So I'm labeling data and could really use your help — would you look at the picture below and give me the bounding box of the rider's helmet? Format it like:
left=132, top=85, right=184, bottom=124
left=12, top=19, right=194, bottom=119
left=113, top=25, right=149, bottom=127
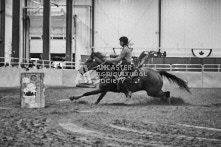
left=119, top=36, right=129, bottom=45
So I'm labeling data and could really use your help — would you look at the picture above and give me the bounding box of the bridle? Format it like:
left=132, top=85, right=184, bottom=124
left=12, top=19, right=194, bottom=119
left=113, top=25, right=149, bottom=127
left=89, top=53, right=107, bottom=70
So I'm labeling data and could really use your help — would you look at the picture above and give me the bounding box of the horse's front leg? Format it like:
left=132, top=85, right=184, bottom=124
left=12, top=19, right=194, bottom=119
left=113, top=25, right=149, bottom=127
left=95, top=91, right=107, bottom=104
left=69, top=89, right=102, bottom=101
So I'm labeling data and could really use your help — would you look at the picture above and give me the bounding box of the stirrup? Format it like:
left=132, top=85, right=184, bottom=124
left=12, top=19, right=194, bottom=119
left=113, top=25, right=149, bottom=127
left=117, top=83, right=120, bottom=91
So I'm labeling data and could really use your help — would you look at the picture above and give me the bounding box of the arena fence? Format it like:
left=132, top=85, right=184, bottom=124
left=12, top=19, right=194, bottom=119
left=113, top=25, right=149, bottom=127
left=143, top=64, right=221, bottom=88
left=1, top=57, right=221, bottom=72
left=0, top=57, right=221, bottom=88
left=0, top=67, right=78, bottom=87
left=143, top=64, right=221, bottom=72
left=0, top=57, right=75, bottom=69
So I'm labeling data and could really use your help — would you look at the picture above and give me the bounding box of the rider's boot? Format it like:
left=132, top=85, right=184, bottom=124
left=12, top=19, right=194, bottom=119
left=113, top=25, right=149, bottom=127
left=126, top=90, right=132, bottom=98
left=121, top=78, right=132, bottom=98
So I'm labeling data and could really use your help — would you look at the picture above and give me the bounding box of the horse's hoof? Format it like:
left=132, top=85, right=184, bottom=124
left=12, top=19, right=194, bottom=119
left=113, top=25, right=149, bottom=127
left=165, top=91, right=170, bottom=98
left=69, top=96, right=75, bottom=101
left=126, top=91, right=132, bottom=99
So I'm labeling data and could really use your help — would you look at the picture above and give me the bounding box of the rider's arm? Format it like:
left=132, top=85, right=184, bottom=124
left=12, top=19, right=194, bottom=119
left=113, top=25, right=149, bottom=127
left=106, top=49, right=127, bottom=63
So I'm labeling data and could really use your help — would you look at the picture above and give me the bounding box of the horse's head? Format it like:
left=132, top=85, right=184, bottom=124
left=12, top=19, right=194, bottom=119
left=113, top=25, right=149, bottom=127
left=78, top=51, right=106, bottom=75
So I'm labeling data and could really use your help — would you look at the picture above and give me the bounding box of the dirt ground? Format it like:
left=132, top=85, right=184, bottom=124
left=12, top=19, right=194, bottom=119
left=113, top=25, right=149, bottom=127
left=0, top=86, right=221, bottom=147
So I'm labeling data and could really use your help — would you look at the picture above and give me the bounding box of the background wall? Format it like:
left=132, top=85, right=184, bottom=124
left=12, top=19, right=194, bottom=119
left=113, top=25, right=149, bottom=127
left=93, top=0, right=221, bottom=57
left=161, top=0, right=221, bottom=57
left=28, top=0, right=91, bottom=68
left=29, top=6, right=91, bottom=55
left=94, top=0, right=159, bottom=56
left=2, top=0, right=221, bottom=64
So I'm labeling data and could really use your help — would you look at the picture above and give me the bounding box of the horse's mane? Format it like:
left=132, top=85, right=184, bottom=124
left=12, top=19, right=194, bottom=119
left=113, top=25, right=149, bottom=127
left=93, top=52, right=106, bottom=61
left=138, top=51, right=149, bottom=61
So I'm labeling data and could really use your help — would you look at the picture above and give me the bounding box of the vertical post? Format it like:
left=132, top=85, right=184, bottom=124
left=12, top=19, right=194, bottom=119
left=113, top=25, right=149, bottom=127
left=0, top=0, right=5, bottom=65
left=74, top=15, right=78, bottom=69
left=42, top=0, right=51, bottom=61
left=66, top=0, right=73, bottom=61
left=23, top=0, right=30, bottom=60
left=12, top=0, right=21, bottom=62
left=91, top=0, right=95, bottom=47
left=202, top=64, right=204, bottom=88
left=22, top=8, right=26, bottom=60
left=26, top=17, right=30, bottom=59
left=158, top=0, right=161, bottom=49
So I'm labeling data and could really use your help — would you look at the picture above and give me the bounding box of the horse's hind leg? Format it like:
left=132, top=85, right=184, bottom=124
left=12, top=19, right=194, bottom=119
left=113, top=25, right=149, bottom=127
left=148, top=90, right=171, bottom=104
left=160, top=90, right=171, bottom=103
left=163, top=91, right=171, bottom=104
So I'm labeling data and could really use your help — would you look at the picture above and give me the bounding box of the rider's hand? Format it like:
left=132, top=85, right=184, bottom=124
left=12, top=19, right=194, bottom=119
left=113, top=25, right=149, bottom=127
left=105, top=58, right=111, bottom=63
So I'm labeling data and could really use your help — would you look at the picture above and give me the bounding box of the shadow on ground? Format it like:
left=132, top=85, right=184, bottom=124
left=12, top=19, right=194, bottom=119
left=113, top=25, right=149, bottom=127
left=75, top=97, right=189, bottom=106
left=106, top=97, right=189, bottom=106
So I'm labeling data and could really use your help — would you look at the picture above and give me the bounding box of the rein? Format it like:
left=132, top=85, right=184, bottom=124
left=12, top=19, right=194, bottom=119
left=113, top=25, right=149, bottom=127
left=91, top=61, right=106, bottom=70
left=89, top=54, right=107, bottom=70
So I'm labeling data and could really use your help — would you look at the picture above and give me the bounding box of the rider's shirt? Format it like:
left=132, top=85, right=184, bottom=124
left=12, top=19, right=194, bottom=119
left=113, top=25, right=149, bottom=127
left=109, top=46, right=132, bottom=64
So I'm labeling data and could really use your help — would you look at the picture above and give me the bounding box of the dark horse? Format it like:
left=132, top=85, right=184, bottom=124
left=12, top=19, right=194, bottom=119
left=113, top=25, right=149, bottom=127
left=69, top=51, right=190, bottom=104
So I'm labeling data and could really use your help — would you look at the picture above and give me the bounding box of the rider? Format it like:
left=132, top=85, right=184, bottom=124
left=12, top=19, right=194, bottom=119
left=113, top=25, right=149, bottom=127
left=105, top=36, right=133, bottom=98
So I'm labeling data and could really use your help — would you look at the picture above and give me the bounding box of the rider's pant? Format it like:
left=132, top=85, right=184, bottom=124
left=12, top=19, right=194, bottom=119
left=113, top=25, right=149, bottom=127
left=117, top=63, right=133, bottom=94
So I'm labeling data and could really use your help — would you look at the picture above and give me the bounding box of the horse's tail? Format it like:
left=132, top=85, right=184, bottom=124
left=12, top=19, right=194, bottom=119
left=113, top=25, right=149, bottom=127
left=158, top=70, right=191, bottom=93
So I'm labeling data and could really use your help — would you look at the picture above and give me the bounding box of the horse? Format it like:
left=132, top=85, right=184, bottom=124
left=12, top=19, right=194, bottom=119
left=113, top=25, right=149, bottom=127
left=69, top=51, right=191, bottom=104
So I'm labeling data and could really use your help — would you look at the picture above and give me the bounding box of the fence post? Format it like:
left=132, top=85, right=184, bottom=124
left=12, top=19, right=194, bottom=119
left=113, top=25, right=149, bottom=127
left=42, top=60, right=45, bottom=68
left=202, top=65, right=204, bottom=88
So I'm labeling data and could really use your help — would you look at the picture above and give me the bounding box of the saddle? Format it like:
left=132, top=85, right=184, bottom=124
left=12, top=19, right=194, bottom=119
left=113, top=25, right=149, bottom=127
left=118, top=65, right=141, bottom=84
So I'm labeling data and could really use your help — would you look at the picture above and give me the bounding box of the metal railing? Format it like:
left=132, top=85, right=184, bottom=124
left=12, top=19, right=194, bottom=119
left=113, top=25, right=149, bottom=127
left=143, top=64, right=221, bottom=72
left=0, top=57, right=75, bottom=69
left=203, top=64, right=221, bottom=72
left=171, top=64, right=203, bottom=72
left=0, top=57, right=221, bottom=72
